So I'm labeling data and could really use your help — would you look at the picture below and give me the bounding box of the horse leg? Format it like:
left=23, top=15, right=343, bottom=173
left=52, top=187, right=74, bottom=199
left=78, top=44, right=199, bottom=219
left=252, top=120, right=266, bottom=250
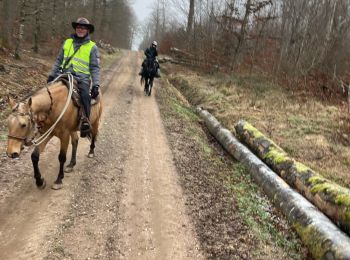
left=149, top=78, right=154, bottom=96
left=88, top=121, right=99, bottom=158
left=144, top=78, right=148, bottom=94
left=31, top=137, right=52, bottom=189
left=65, top=132, right=79, bottom=173
left=52, top=133, right=70, bottom=190
left=147, top=78, right=151, bottom=95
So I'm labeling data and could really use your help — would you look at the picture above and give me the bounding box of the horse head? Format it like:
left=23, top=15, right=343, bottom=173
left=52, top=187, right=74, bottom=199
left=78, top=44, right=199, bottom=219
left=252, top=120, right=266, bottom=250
left=6, top=96, right=36, bottom=158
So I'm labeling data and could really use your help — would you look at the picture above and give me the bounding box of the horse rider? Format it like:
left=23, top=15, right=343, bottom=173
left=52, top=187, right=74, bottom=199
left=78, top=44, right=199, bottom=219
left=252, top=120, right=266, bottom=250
left=139, top=41, right=161, bottom=78
left=47, top=17, right=100, bottom=137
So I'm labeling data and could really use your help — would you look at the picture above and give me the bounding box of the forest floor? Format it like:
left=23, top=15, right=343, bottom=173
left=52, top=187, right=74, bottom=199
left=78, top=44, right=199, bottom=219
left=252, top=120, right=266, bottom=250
left=0, top=49, right=309, bottom=259
left=162, top=63, right=350, bottom=188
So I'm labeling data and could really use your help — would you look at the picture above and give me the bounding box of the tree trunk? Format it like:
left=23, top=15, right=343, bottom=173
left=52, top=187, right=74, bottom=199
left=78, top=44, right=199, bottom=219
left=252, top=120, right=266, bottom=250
left=186, top=0, right=195, bottom=39
left=33, top=0, right=43, bottom=53
left=232, top=0, right=252, bottom=68
left=154, top=0, right=160, bottom=40
left=14, top=0, right=27, bottom=60
left=52, top=0, right=57, bottom=37
left=1, top=0, right=11, bottom=46
left=99, top=0, right=107, bottom=40
left=92, top=0, right=98, bottom=25
left=235, top=120, right=350, bottom=236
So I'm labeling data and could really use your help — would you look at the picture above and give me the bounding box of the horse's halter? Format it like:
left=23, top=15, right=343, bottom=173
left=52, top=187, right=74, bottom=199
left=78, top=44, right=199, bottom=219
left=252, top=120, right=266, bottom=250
left=7, top=103, right=36, bottom=146
left=7, top=86, right=53, bottom=146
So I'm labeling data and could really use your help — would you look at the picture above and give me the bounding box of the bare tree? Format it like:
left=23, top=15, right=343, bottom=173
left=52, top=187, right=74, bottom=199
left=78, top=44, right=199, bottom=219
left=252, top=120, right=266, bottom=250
left=33, top=0, right=44, bottom=53
left=14, top=0, right=28, bottom=59
left=1, top=0, right=11, bottom=46
left=186, top=0, right=195, bottom=37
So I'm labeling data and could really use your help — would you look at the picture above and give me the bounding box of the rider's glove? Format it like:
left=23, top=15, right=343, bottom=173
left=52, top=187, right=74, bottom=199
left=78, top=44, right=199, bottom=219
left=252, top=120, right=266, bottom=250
left=91, top=85, right=99, bottom=99
left=47, top=75, right=55, bottom=83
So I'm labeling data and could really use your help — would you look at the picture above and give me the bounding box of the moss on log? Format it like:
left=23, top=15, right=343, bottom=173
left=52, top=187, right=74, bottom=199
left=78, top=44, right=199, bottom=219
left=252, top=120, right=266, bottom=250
left=235, top=120, right=350, bottom=236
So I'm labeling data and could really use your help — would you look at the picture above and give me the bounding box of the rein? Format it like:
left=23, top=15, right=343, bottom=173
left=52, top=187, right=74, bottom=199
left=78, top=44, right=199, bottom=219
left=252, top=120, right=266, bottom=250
left=32, top=73, right=74, bottom=146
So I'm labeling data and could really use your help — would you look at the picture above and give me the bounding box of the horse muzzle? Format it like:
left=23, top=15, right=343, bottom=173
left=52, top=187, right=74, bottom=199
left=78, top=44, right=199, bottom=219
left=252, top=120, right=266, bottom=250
left=7, top=152, right=20, bottom=159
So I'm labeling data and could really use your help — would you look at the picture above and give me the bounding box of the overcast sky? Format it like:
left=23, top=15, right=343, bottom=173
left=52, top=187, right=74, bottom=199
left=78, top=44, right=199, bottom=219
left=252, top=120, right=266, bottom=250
left=131, top=0, right=156, bottom=50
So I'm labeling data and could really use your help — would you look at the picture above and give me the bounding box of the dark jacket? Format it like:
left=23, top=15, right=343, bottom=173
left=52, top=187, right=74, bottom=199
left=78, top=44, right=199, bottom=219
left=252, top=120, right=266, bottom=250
left=49, top=34, right=100, bottom=86
left=144, top=46, right=158, bottom=60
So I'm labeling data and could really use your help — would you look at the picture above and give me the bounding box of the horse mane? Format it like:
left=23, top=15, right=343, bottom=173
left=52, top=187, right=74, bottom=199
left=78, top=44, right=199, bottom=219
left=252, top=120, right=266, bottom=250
left=30, top=82, right=67, bottom=113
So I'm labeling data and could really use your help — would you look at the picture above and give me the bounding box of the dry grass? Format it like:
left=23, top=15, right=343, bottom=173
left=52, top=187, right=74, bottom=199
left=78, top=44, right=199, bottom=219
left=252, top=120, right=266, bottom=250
left=165, top=63, right=350, bottom=188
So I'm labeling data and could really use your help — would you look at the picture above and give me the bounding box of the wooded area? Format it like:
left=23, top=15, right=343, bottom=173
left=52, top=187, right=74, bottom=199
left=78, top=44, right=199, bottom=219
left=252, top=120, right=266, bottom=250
left=141, top=0, right=350, bottom=97
left=0, top=0, right=135, bottom=58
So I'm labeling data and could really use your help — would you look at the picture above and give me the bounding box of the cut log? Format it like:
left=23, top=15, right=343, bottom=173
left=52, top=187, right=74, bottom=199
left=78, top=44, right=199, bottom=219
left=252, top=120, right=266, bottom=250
left=197, top=107, right=350, bottom=259
left=158, top=56, right=176, bottom=64
left=235, top=120, right=350, bottom=236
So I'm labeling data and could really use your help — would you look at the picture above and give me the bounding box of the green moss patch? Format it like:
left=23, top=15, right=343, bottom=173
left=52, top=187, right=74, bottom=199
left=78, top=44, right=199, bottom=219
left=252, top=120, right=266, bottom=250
left=264, top=148, right=290, bottom=164
left=170, top=97, right=199, bottom=121
left=294, top=162, right=312, bottom=174
left=294, top=223, right=325, bottom=259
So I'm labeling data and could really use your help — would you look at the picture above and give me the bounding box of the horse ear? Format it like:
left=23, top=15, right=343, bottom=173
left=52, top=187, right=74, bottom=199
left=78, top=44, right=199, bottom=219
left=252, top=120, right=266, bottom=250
left=28, top=97, right=32, bottom=108
left=7, top=95, right=17, bottom=110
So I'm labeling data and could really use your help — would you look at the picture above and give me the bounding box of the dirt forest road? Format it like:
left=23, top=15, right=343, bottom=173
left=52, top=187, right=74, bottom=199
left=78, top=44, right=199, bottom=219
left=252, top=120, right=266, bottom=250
left=0, top=51, right=204, bottom=259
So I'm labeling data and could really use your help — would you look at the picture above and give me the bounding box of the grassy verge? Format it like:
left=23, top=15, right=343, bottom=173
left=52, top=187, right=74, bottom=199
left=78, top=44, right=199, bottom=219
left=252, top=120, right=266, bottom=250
left=164, top=64, right=350, bottom=189
left=156, top=78, right=306, bottom=259
left=227, top=163, right=303, bottom=258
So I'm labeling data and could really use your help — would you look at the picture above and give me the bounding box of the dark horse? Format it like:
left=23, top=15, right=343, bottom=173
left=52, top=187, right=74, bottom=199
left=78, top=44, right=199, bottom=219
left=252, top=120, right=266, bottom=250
left=141, top=58, right=157, bottom=96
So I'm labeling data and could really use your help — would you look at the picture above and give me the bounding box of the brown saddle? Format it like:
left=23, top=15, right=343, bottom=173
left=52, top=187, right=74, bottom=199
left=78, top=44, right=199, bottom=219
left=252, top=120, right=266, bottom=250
left=58, top=76, right=100, bottom=131
left=59, top=76, right=101, bottom=108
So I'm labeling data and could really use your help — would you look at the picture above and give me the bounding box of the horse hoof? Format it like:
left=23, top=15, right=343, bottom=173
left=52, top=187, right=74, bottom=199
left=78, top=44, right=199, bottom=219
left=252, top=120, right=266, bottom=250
left=64, top=167, right=74, bottom=173
left=88, top=153, right=95, bottom=158
left=51, top=183, right=63, bottom=190
left=37, top=179, right=46, bottom=190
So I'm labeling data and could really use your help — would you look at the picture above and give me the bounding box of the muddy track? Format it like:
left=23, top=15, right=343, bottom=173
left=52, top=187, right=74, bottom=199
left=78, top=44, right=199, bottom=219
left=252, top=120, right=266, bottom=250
left=0, top=51, right=205, bottom=260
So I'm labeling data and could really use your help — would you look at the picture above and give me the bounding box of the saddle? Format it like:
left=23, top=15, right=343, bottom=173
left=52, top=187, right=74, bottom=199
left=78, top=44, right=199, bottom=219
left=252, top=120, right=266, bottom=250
left=59, top=76, right=100, bottom=137
left=59, top=76, right=101, bottom=108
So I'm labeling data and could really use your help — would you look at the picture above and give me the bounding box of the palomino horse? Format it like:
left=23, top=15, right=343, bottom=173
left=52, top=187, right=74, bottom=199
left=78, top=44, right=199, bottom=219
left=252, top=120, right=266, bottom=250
left=141, top=58, right=157, bottom=96
left=6, top=79, right=102, bottom=190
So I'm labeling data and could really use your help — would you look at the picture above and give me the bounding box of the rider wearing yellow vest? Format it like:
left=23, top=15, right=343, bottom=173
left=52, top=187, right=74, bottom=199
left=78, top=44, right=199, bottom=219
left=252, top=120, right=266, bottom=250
left=48, top=17, right=100, bottom=137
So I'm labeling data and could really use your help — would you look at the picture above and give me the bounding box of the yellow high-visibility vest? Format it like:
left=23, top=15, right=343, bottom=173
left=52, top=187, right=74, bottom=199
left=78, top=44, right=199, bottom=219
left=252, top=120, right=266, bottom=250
left=62, top=38, right=95, bottom=75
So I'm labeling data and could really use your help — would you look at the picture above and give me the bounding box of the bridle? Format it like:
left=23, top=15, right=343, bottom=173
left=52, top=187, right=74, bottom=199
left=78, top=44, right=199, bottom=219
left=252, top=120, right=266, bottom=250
left=7, top=73, right=73, bottom=147
left=7, top=108, right=35, bottom=145
left=7, top=85, right=53, bottom=146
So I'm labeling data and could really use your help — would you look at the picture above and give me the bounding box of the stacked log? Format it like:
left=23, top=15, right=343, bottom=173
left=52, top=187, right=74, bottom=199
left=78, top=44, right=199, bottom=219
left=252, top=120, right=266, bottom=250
left=197, top=108, right=350, bottom=259
left=97, top=40, right=117, bottom=54
left=235, top=120, right=350, bottom=236
left=158, top=56, right=177, bottom=64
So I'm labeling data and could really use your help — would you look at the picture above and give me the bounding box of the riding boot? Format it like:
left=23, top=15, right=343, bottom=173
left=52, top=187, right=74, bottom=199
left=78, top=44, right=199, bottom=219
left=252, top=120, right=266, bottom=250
left=155, top=68, right=161, bottom=78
